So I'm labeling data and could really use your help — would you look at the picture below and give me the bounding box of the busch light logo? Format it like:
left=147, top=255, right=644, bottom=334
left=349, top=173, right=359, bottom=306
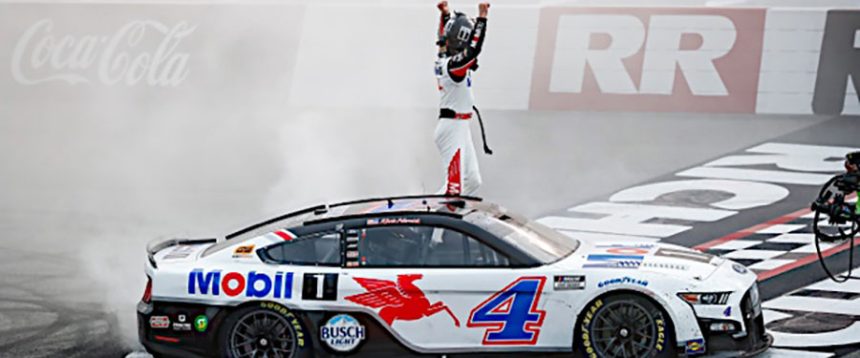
left=320, top=314, right=365, bottom=352
left=187, top=269, right=293, bottom=299
left=11, top=19, right=195, bottom=86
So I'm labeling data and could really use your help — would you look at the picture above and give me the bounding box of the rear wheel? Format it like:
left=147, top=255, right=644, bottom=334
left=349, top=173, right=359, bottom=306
left=577, top=294, right=675, bottom=358
left=219, top=302, right=308, bottom=358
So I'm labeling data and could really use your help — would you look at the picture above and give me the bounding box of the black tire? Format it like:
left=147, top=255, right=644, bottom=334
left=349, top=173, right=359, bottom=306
left=576, top=294, right=676, bottom=358
left=218, top=302, right=310, bottom=358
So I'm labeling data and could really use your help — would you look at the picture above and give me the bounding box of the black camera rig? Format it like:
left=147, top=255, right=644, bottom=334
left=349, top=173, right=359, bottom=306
left=810, top=171, right=859, bottom=282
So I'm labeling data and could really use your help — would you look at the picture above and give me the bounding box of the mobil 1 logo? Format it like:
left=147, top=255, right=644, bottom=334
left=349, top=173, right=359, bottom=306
left=302, top=273, right=338, bottom=301
left=813, top=10, right=860, bottom=115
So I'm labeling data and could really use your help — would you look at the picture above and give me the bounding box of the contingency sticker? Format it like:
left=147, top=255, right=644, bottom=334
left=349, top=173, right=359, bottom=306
left=553, top=275, right=585, bottom=290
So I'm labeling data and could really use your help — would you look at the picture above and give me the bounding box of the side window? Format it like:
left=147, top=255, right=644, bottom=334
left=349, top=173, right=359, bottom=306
left=263, top=232, right=340, bottom=266
left=354, top=226, right=426, bottom=267
left=353, top=225, right=509, bottom=267
left=464, top=234, right=510, bottom=267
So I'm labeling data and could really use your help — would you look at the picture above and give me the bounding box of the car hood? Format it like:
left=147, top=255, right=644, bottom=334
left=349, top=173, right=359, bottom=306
left=566, top=241, right=724, bottom=280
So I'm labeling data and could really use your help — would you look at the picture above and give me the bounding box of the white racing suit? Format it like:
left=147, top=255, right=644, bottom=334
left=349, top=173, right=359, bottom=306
left=434, top=105, right=482, bottom=196
left=435, top=14, right=487, bottom=196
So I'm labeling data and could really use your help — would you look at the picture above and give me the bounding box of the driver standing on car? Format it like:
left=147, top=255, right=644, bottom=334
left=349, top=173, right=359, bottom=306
left=434, top=1, right=489, bottom=196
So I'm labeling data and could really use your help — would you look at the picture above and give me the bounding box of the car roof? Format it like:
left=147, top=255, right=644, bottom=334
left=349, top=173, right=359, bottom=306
left=225, top=195, right=487, bottom=241
left=204, top=195, right=575, bottom=267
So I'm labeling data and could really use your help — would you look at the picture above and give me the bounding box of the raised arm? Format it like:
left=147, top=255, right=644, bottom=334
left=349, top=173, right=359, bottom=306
left=447, top=3, right=489, bottom=82
left=437, top=1, right=451, bottom=55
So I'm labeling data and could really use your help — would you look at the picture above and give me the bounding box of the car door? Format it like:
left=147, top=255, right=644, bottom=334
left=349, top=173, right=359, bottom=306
left=339, top=222, right=558, bottom=352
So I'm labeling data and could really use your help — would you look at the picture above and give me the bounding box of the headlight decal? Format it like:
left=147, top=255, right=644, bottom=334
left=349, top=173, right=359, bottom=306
left=678, top=292, right=731, bottom=305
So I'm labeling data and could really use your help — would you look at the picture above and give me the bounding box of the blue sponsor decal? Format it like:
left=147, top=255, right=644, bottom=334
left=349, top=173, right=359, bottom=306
left=723, top=306, right=732, bottom=317
left=584, top=254, right=643, bottom=269
left=597, top=276, right=648, bottom=288
left=686, top=338, right=706, bottom=355
left=187, top=269, right=293, bottom=299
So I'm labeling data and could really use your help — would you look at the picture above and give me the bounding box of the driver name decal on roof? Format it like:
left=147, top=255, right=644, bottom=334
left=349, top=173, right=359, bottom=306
left=366, top=217, right=421, bottom=226
left=345, top=274, right=461, bottom=327
left=187, top=269, right=294, bottom=299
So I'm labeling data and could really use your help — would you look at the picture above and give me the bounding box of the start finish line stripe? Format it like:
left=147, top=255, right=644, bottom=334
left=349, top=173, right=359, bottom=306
left=694, top=206, right=860, bottom=281
left=759, top=239, right=859, bottom=281
left=694, top=208, right=810, bottom=251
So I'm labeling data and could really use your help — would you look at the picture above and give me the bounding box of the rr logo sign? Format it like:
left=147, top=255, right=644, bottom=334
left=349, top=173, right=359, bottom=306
left=812, top=10, right=860, bottom=115
left=529, top=8, right=765, bottom=113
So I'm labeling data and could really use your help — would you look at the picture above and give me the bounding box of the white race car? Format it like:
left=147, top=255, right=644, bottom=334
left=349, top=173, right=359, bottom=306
left=137, top=195, right=771, bottom=357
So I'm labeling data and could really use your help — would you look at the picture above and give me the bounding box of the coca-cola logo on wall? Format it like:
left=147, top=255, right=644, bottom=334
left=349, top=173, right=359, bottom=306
left=11, top=19, right=196, bottom=86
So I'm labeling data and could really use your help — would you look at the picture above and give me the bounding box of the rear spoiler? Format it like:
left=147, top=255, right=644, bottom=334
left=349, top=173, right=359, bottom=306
left=146, top=238, right=217, bottom=269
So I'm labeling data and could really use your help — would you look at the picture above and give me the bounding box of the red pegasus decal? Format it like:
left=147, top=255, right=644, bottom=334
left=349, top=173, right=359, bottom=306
left=345, top=274, right=461, bottom=327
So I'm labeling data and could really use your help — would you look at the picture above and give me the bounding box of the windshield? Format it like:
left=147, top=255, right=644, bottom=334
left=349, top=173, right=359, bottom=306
left=464, top=210, right=579, bottom=264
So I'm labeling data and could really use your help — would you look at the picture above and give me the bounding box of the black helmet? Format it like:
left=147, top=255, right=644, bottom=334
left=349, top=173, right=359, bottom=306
left=442, top=12, right=474, bottom=56
left=848, top=151, right=860, bottom=166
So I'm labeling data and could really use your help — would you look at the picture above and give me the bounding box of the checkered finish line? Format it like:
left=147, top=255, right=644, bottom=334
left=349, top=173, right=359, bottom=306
left=695, top=209, right=859, bottom=280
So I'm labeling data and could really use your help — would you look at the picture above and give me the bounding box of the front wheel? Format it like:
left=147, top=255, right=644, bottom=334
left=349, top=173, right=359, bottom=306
left=577, top=294, right=676, bottom=358
left=219, top=302, right=309, bottom=358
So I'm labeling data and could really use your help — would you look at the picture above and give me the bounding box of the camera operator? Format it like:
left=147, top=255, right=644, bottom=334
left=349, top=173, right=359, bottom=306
left=811, top=152, right=860, bottom=282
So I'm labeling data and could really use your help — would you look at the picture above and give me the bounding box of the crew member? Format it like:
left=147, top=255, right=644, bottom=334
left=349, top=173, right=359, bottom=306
left=435, top=1, right=489, bottom=196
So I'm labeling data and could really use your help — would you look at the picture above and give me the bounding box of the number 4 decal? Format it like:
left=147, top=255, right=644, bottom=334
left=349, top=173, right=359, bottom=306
left=467, top=276, right=547, bottom=345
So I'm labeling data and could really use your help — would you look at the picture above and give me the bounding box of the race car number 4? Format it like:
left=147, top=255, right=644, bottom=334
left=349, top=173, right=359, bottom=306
left=467, top=277, right=547, bottom=345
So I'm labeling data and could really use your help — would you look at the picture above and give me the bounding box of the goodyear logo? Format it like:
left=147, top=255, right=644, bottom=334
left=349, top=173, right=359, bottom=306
left=597, top=276, right=649, bottom=288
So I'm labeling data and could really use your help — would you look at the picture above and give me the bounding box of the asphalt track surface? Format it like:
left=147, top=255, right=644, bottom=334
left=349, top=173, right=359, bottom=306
left=0, top=110, right=857, bottom=357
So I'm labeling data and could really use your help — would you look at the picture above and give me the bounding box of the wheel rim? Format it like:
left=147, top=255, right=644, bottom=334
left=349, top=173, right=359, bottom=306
left=590, top=300, right=657, bottom=358
left=229, top=311, right=297, bottom=358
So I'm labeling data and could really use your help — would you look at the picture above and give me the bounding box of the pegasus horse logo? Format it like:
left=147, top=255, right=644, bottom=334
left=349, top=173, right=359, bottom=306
left=345, top=274, right=461, bottom=327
